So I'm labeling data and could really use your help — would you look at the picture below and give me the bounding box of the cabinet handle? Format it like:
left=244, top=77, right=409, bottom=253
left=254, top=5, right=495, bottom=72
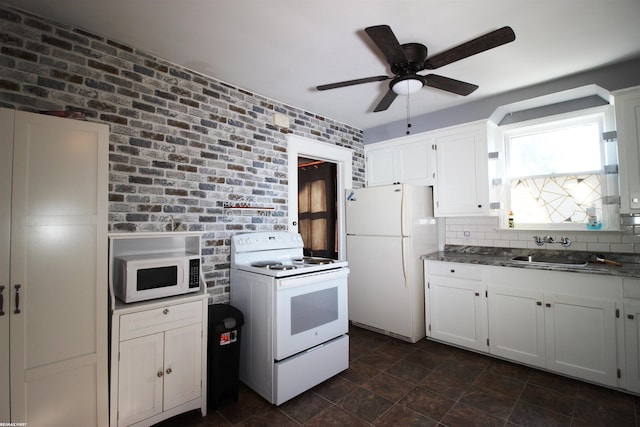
left=163, top=308, right=169, bottom=315
left=628, top=314, right=636, bottom=320
left=474, top=292, right=479, bottom=296
left=157, top=371, right=164, bottom=378
left=0, top=285, right=4, bottom=316
left=14, top=284, right=21, bottom=314
left=166, top=368, right=172, bottom=375
left=536, top=301, right=542, bottom=306
left=545, top=303, right=551, bottom=308
left=477, top=204, right=482, bottom=208
left=450, top=269, right=455, bottom=273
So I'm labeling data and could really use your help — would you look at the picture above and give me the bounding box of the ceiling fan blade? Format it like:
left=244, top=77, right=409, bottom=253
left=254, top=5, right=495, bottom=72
left=365, top=25, right=408, bottom=67
left=373, top=89, right=398, bottom=112
left=317, top=75, right=389, bottom=91
left=424, top=26, right=516, bottom=70
left=424, top=74, right=479, bottom=96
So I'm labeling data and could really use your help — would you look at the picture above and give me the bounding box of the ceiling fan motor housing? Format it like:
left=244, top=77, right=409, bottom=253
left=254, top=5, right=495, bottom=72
left=391, top=43, right=428, bottom=75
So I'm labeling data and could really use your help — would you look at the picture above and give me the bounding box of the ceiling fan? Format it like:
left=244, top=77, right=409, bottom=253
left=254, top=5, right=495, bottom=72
left=316, top=25, right=516, bottom=112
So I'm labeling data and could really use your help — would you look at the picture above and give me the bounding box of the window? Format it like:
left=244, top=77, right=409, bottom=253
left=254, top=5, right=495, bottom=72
left=495, top=107, right=618, bottom=230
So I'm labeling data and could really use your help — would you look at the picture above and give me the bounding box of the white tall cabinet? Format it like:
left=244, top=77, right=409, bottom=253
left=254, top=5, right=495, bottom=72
left=0, top=108, right=109, bottom=425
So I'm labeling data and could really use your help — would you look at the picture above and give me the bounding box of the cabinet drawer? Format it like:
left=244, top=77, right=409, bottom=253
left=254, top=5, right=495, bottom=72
left=120, top=300, right=202, bottom=341
left=428, top=261, right=483, bottom=281
left=623, top=278, right=640, bottom=299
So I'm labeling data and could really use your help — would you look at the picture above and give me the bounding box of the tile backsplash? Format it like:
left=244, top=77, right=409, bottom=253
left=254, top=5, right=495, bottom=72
left=445, top=216, right=640, bottom=253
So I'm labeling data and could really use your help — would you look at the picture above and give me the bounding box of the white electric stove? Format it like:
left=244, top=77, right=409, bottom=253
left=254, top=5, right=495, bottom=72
left=230, top=231, right=349, bottom=405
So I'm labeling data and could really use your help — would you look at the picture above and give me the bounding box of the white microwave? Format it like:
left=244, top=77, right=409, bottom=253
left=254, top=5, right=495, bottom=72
left=113, top=253, right=201, bottom=303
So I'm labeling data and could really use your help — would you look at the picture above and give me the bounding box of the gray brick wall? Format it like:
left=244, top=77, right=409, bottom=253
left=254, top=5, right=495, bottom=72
left=0, top=5, right=365, bottom=301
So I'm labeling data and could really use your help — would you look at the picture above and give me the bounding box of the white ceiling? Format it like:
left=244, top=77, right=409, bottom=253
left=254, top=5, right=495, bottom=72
left=4, top=0, right=640, bottom=130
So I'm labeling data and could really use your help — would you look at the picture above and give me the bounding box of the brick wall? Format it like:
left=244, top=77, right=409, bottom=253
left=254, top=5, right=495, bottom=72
left=0, top=5, right=365, bottom=301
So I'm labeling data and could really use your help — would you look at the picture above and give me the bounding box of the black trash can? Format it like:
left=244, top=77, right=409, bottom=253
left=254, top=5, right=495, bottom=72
left=207, top=304, right=244, bottom=409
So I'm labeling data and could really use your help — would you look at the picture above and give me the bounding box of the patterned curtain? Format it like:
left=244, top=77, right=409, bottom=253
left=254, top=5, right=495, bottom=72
left=298, top=161, right=337, bottom=259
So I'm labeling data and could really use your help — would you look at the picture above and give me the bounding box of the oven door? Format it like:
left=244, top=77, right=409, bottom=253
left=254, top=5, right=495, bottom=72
left=275, top=268, right=349, bottom=360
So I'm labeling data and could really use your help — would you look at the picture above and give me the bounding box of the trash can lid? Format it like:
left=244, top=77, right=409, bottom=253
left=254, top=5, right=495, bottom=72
left=223, top=317, right=236, bottom=329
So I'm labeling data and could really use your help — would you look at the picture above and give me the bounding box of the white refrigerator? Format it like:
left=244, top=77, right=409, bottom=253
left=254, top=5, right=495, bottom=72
left=345, top=184, right=440, bottom=343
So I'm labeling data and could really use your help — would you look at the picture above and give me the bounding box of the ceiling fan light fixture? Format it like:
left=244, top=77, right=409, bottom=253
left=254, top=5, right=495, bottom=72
left=392, top=78, right=423, bottom=95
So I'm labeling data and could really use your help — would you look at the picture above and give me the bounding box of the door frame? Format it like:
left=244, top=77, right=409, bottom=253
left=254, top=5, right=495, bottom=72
left=287, top=135, right=352, bottom=261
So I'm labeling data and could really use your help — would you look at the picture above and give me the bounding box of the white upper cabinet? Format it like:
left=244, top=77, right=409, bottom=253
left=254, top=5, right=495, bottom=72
left=432, top=121, right=490, bottom=217
left=365, top=133, right=436, bottom=187
left=614, top=86, right=640, bottom=213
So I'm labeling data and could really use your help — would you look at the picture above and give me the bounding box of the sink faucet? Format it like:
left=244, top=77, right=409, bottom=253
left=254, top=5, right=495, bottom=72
left=532, top=235, right=571, bottom=247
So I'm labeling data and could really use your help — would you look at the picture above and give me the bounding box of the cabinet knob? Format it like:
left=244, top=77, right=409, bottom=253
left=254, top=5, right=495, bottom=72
left=163, top=308, right=169, bottom=315
left=450, top=269, right=455, bottom=273
left=628, top=314, right=636, bottom=320
left=474, top=292, right=480, bottom=296
left=477, top=204, right=482, bottom=208
left=166, top=368, right=172, bottom=375
left=536, top=301, right=542, bottom=306
left=157, top=371, right=164, bottom=378
left=545, top=303, right=551, bottom=308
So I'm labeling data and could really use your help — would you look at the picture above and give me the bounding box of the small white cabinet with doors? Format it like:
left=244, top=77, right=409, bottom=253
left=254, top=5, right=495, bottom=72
left=109, top=232, right=208, bottom=427
left=425, top=261, right=488, bottom=352
left=613, top=85, right=640, bottom=213
left=622, top=278, right=640, bottom=393
left=365, top=133, right=436, bottom=187
left=0, top=108, right=108, bottom=426
left=432, top=121, right=491, bottom=217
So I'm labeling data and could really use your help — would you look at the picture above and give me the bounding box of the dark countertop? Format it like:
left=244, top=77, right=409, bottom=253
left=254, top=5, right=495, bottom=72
left=422, top=245, right=640, bottom=279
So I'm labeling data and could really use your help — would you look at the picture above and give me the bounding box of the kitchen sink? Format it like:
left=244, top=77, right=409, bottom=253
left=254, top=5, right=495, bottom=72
left=510, top=255, right=588, bottom=267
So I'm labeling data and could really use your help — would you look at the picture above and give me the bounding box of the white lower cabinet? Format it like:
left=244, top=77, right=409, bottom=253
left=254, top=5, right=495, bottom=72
left=111, top=297, right=207, bottom=427
left=488, top=286, right=545, bottom=368
left=426, top=261, right=625, bottom=390
left=488, top=285, right=618, bottom=387
left=543, top=293, right=617, bottom=386
left=623, top=278, right=640, bottom=393
left=425, top=262, right=488, bottom=352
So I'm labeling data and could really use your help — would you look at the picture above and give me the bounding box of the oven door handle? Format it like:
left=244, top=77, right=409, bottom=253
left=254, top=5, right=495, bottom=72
left=276, top=268, right=349, bottom=289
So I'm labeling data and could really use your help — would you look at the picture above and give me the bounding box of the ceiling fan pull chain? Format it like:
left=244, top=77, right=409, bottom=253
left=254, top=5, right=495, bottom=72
left=406, top=93, right=412, bottom=135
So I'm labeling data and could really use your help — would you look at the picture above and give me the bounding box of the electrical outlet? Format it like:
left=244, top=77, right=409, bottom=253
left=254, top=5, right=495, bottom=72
left=463, top=231, right=471, bottom=240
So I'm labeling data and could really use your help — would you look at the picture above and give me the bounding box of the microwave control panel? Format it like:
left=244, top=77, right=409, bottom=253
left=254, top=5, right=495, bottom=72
left=189, top=258, right=200, bottom=288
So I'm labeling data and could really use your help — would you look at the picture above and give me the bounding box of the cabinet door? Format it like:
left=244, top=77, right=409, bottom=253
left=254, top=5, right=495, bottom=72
left=9, top=111, right=109, bottom=425
left=624, top=301, right=640, bottom=393
left=0, top=108, right=13, bottom=422
left=544, top=293, right=618, bottom=387
left=366, top=147, right=396, bottom=186
left=163, top=323, right=202, bottom=410
left=427, top=278, right=487, bottom=352
left=614, top=86, right=640, bottom=213
left=434, top=127, right=489, bottom=217
left=398, top=139, right=435, bottom=186
left=488, top=286, right=545, bottom=368
left=118, top=333, right=165, bottom=426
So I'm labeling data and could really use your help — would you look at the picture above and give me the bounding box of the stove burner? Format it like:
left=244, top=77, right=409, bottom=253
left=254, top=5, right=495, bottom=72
left=304, top=257, right=335, bottom=265
left=269, top=264, right=297, bottom=271
left=251, top=261, right=282, bottom=268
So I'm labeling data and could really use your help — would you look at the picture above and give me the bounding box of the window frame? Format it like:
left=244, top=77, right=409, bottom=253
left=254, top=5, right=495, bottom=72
left=493, top=105, right=618, bottom=231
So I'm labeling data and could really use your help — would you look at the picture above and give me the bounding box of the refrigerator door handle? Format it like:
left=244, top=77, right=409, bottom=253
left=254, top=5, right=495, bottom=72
left=401, top=240, right=408, bottom=288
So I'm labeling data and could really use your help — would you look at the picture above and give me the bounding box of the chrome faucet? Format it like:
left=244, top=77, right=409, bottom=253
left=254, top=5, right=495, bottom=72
left=533, top=235, right=571, bottom=247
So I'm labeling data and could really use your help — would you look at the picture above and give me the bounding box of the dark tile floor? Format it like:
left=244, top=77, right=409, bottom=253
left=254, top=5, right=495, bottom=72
left=158, top=324, right=639, bottom=426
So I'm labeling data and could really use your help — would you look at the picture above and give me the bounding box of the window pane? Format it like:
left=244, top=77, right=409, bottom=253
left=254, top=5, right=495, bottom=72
left=511, top=174, right=602, bottom=224
left=508, top=123, right=601, bottom=177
